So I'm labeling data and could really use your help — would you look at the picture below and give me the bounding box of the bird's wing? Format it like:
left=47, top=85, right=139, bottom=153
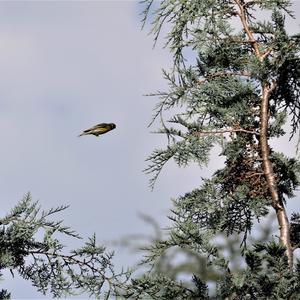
left=83, top=123, right=106, bottom=133
left=91, top=123, right=107, bottom=130
left=93, top=126, right=111, bottom=134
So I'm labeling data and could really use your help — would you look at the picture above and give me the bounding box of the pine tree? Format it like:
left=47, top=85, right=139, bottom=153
left=0, top=193, right=130, bottom=299
left=121, top=0, right=300, bottom=298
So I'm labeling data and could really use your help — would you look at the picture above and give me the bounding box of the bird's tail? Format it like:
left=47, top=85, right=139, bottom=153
left=78, top=132, right=89, bottom=137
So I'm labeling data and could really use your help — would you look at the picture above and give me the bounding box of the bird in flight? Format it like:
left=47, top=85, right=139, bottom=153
left=78, top=123, right=116, bottom=137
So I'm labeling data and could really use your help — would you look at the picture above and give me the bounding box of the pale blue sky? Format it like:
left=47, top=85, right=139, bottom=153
left=0, top=1, right=299, bottom=298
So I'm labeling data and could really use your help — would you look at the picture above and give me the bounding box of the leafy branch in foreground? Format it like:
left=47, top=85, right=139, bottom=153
left=122, top=242, right=300, bottom=299
left=0, top=193, right=130, bottom=299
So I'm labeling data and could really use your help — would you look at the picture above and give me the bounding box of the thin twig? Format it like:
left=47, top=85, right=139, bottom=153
left=193, top=128, right=258, bottom=136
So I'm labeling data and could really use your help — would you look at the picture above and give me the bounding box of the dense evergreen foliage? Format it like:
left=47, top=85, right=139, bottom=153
left=0, top=193, right=129, bottom=298
left=123, top=0, right=300, bottom=298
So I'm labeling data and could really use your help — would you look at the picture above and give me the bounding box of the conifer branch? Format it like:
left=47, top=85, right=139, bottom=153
left=261, top=47, right=273, bottom=60
left=193, top=128, right=258, bottom=136
left=198, top=71, right=252, bottom=85
left=234, top=0, right=262, bottom=59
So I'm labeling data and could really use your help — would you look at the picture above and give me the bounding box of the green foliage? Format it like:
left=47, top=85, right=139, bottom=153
left=143, top=0, right=300, bottom=188
left=290, top=212, right=300, bottom=248
left=0, top=193, right=130, bottom=299
left=0, top=288, right=10, bottom=299
left=217, top=242, right=300, bottom=299
left=123, top=274, right=209, bottom=300
left=130, top=0, right=300, bottom=298
left=142, top=0, right=300, bottom=240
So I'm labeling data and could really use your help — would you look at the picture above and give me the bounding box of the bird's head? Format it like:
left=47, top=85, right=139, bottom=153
left=109, top=123, right=116, bottom=129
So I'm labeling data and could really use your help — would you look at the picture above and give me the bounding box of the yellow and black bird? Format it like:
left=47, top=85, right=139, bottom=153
left=78, top=123, right=116, bottom=137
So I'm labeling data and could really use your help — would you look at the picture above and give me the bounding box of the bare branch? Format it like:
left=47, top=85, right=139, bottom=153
left=193, top=128, right=258, bottom=136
